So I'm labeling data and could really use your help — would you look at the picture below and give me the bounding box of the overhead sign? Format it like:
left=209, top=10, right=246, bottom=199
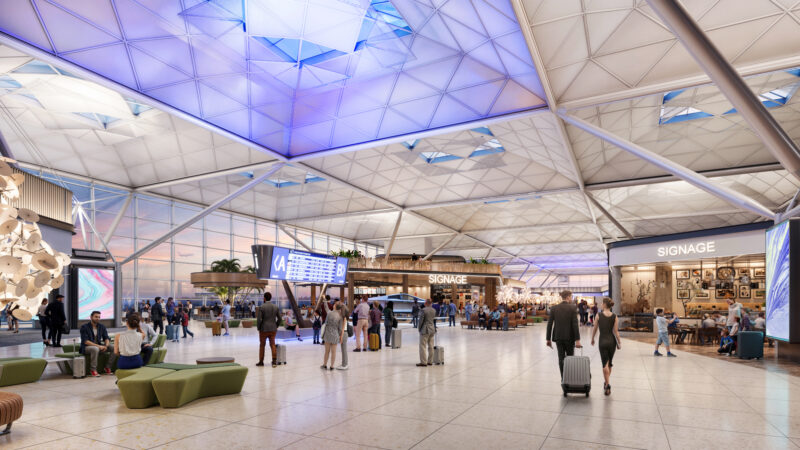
left=609, top=229, right=765, bottom=267
left=252, top=245, right=349, bottom=284
left=657, top=241, right=715, bottom=257
left=429, top=274, right=467, bottom=284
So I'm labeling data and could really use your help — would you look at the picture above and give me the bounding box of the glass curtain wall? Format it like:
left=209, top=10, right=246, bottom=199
left=31, top=170, right=380, bottom=310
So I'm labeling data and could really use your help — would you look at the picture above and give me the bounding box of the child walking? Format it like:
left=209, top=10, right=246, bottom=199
left=654, top=308, right=677, bottom=357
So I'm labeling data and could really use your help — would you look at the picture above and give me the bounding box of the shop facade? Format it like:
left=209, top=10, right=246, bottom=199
left=608, top=223, right=769, bottom=329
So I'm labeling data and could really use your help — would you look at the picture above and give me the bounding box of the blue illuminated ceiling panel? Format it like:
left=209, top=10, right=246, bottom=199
left=0, top=0, right=547, bottom=158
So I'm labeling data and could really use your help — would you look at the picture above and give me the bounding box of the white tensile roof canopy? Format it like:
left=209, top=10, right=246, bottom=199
left=0, top=0, right=799, bottom=290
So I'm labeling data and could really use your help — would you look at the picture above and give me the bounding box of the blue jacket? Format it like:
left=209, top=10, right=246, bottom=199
left=80, top=322, right=110, bottom=354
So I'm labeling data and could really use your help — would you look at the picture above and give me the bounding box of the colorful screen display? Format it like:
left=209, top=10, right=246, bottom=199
left=766, top=221, right=791, bottom=341
left=78, top=268, right=115, bottom=320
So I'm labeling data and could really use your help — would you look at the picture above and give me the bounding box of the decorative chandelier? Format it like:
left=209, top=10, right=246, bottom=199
left=0, top=160, right=69, bottom=321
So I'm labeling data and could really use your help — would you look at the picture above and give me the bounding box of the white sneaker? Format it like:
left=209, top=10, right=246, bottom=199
left=335, top=365, right=349, bottom=370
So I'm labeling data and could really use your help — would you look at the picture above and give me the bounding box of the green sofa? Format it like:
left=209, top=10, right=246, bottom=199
left=115, top=363, right=247, bottom=409
left=57, top=340, right=167, bottom=375
left=0, top=357, right=47, bottom=387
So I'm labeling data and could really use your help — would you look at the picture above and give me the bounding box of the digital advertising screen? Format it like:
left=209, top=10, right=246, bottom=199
left=77, top=268, right=115, bottom=320
left=252, top=245, right=349, bottom=284
left=766, top=220, right=791, bottom=341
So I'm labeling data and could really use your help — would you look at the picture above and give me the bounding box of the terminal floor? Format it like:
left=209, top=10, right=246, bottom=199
left=1, top=324, right=800, bottom=449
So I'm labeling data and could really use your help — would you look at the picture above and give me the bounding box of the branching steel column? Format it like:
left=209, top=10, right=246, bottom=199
left=560, top=113, right=777, bottom=220
left=278, top=225, right=314, bottom=252
left=121, top=163, right=285, bottom=265
left=102, top=192, right=132, bottom=247
left=646, top=0, right=800, bottom=180
left=585, top=192, right=633, bottom=239
left=518, top=264, right=531, bottom=281
left=421, top=233, right=458, bottom=261
left=384, top=211, right=403, bottom=262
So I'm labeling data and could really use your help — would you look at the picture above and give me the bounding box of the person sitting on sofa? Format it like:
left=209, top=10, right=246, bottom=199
left=487, top=308, right=501, bottom=330
left=126, top=310, right=155, bottom=365
left=478, top=309, right=487, bottom=329
left=115, top=313, right=144, bottom=370
left=80, top=311, right=117, bottom=377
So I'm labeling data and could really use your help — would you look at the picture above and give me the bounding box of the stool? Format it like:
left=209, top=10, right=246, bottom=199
left=0, top=391, right=23, bottom=435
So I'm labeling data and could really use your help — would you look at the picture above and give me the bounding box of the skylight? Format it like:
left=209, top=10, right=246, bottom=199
left=401, top=139, right=420, bottom=150
left=241, top=170, right=324, bottom=187
left=74, top=112, right=120, bottom=128
left=660, top=68, right=800, bottom=124
left=419, top=152, right=462, bottom=164
left=470, top=138, right=505, bottom=157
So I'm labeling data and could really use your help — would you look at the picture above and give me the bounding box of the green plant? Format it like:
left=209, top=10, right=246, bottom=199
left=210, top=258, right=241, bottom=273
left=330, top=249, right=362, bottom=258
left=468, top=257, right=490, bottom=264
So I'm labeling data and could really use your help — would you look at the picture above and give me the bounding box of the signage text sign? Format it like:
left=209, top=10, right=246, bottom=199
left=429, top=274, right=467, bottom=284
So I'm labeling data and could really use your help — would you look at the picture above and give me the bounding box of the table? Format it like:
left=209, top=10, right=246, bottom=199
left=196, top=356, right=235, bottom=364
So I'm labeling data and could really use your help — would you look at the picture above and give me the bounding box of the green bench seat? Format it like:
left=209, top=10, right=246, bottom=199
left=531, top=317, right=543, bottom=323
left=227, top=320, right=240, bottom=328
left=115, top=363, right=247, bottom=409
left=0, top=357, right=47, bottom=387
left=116, top=367, right=174, bottom=409
left=151, top=365, right=248, bottom=408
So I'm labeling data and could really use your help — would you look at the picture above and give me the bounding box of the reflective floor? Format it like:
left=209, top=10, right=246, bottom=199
left=1, top=322, right=799, bottom=449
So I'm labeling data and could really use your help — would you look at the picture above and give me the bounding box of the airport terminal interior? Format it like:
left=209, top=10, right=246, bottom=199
left=2, top=0, right=800, bottom=449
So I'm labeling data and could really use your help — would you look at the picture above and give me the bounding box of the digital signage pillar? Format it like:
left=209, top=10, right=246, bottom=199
left=766, top=219, right=800, bottom=344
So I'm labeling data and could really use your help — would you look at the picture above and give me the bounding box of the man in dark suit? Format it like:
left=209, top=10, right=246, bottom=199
left=256, top=292, right=281, bottom=367
left=46, top=294, right=66, bottom=347
left=151, top=297, right=164, bottom=334
left=546, top=290, right=582, bottom=376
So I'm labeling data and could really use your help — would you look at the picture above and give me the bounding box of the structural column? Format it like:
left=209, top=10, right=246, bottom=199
left=311, top=285, right=317, bottom=308
left=486, top=278, right=497, bottom=309
left=611, top=266, right=622, bottom=315
left=347, top=273, right=355, bottom=310
left=402, top=274, right=409, bottom=294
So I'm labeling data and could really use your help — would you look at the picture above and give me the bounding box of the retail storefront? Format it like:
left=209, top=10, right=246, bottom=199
left=608, top=223, right=770, bottom=330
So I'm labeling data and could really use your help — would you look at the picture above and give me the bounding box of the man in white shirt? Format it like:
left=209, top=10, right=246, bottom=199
left=354, top=297, right=370, bottom=352
left=726, top=299, right=742, bottom=332
left=754, top=312, right=766, bottom=330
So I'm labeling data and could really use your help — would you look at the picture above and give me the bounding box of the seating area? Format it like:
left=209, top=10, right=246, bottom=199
left=115, top=363, right=248, bottom=409
left=54, top=336, right=167, bottom=376
left=0, top=357, right=47, bottom=387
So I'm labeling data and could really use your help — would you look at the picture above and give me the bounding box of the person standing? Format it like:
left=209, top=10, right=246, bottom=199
left=726, top=298, right=742, bottom=333
left=546, top=290, right=582, bottom=376
left=321, top=302, right=344, bottom=371
left=411, top=300, right=420, bottom=328
left=166, top=297, right=175, bottom=325
left=222, top=300, right=232, bottom=336
left=256, top=292, right=281, bottom=367
left=417, top=299, right=437, bottom=367
left=151, top=297, right=164, bottom=334
left=465, top=301, right=473, bottom=322
left=250, top=301, right=256, bottom=318
left=335, top=298, right=350, bottom=370
left=369, top=301, right=382, bottom=350
left=448, top=300, right=457, bottom=327
left=38, top=299, right=50, bottom=346
left=354, top=297, right=370, bottom=352
left=384, top=301, right=395, bottom=348
left=590, top=297, right=621, bottom=396
left=46, top=294, right=66, bottom=347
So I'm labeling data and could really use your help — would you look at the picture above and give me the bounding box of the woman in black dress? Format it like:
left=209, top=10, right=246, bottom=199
left=591, top=297, right=622, bottom=396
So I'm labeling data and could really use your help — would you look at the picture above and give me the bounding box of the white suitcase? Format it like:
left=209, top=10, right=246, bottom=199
left=275, top=344, right=287, bottom=365
left=391, top=329, right=402, bottom=349
left=71, top=338, right=85, bottom=378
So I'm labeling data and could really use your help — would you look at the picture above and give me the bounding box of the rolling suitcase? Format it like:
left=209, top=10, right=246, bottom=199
left=738, top=331, right=764, bottom=359
left=561, top=348, right=591, bottom=397
left=211, top=321, right=221, bottom=336
left=70, top=338, right=85, bottom=378
left=275, top=344, right=287, bottom=365
left=391, top=329, right=402, bottom=349
left=433, top=335, right=444, bottom=365
left=369, top=333, right=380, bottom=351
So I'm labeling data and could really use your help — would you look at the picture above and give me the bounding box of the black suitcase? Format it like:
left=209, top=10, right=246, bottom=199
left=738, top=331, right=764, bottom=359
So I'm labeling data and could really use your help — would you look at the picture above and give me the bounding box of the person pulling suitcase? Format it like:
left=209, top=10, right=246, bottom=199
left=546, top=290, right=582, bottom=377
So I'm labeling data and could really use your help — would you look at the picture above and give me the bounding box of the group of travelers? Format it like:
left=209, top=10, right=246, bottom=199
left=36, top=295, right=67, bottom=347
left=138, top=297, right=195, bottom=339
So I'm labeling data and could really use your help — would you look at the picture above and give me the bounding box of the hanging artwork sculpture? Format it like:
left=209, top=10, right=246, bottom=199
left=0, top=159, right=69, bottom=321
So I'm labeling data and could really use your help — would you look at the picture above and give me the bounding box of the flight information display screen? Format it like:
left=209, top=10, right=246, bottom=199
left=252, top=245, right=349, bottom=284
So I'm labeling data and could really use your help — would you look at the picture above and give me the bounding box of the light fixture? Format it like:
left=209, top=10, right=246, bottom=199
left=0, top=161, right=69, bottom=321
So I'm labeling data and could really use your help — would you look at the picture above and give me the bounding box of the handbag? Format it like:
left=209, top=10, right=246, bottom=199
left=61, top=322, right=70, bottom=334
left=392, top=318, right=398, bottom=328
left=347, top=324, right=354, bottom=337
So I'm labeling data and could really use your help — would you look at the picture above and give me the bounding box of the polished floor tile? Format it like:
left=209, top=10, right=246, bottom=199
left=0, top=323, right=799, bottom=449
